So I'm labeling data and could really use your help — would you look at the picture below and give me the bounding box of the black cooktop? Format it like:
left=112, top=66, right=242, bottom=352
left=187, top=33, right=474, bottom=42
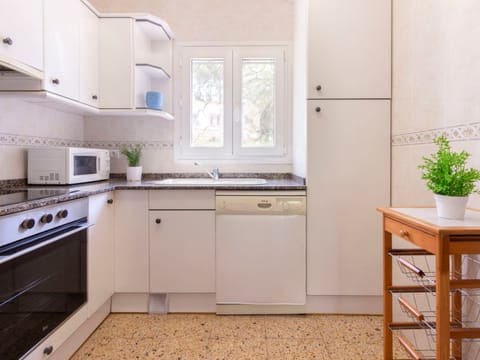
left=0, top=189, right=78, bottom=207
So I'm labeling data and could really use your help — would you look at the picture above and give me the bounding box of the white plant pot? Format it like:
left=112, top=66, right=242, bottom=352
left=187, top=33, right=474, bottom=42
left=433, top=194, right=468, bottom=220
left=126, top=166, right=142, bottom=182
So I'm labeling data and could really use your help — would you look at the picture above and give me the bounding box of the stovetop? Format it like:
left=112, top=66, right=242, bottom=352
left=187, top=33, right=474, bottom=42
left=0, top=189, right=79, bottom=207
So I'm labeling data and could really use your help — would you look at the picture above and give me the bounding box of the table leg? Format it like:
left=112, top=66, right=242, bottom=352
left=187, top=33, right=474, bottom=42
left=436, top=237, right=450, bottom=360
left=452, top=254, right=462, bottom=359
left=384, top=229, right=393, bottom=359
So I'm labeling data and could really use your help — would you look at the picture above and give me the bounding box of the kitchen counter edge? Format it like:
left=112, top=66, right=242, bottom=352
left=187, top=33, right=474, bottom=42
left=0, top=179, right=306, bottom=216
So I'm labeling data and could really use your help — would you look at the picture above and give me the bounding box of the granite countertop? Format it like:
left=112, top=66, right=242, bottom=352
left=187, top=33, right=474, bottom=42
left=0, top=174, right=306, bottom=216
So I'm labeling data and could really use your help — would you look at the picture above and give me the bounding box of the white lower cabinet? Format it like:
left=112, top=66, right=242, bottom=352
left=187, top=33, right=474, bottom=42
left=149, top=210, right=215, bottom=293
left=114, top=190, right=149, bottom=292
left=87, top=191, right=114, bottom=318
left=149, top=190, right=215, bottom=293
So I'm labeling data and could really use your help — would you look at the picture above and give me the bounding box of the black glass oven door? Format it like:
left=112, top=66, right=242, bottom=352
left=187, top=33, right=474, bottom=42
left=0, top=230, right=87, bottom=360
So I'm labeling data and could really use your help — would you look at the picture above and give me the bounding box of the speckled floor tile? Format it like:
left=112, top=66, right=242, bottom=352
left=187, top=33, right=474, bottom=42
left=146, top=337, right=209, bottom=359
left=265, top=315, right=320, bottom=339
left=71, top=313, right=388, bottom=360
left=266, top=338, right=330, bottom=359
left=210, top=315, right=266, bottom=339
left=206, top=337, right=268, bottom=360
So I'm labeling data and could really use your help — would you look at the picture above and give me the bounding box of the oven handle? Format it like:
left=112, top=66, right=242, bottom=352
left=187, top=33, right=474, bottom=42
left=0, top=222, right=93, bottom=265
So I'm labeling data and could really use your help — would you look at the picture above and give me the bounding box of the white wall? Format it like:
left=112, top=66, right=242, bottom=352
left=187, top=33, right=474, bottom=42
left=392, top=0, right=480, bottom=210
left=291, top=0, right=307, bottom=177
left=0, top=98, right=84, bottom=180
left=90, top=0, right=294, bottom=42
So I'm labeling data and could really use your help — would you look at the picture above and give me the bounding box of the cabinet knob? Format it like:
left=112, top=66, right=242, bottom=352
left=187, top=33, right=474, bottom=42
left=92, top=95, right=98, bottom=100
left=43, top=346, right=53, bottom=355
left=315, top=107, right=321, bottom=113
left=107, top=199, right=113, bottom=204
left=51, top=78, right=60, bottom=85
left=2, top=37, right=13, bottom=46
left=155, top=218, right=162, bottom=224
left=399, top=229, right=409, bottom=238
left=316, top=85, right=322, bottom=91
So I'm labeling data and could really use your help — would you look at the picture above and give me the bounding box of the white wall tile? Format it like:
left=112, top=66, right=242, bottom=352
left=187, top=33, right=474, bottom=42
left=393, top=0, right=480, bottom=210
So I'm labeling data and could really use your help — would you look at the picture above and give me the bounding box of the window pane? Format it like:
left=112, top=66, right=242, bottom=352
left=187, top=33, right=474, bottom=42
left=241, top=58, right=275, bottom=148
left=190, top=59, right=224, bottom=147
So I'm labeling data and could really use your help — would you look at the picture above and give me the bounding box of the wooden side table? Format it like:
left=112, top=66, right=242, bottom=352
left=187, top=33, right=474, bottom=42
left=378, top=207, right=480, bottom=360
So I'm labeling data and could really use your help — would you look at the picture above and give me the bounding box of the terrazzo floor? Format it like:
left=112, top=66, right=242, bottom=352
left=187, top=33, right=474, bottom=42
left=71, top=313, right=405, bottom=359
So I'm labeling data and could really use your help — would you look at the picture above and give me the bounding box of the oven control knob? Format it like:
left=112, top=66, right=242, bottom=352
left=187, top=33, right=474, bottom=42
left=21, top=218, right=35, bottom=229
left=41, top=214, right=54, bottom=224
left=57, top=209, right=68, bottom=219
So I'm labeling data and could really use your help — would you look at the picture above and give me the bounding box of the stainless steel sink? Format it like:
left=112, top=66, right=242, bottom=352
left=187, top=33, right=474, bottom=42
left=147, top=178, right=267, bottom=185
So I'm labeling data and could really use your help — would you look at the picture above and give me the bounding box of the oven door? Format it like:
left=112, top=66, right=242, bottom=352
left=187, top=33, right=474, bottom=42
left=0, top=223, right=88, bottom=360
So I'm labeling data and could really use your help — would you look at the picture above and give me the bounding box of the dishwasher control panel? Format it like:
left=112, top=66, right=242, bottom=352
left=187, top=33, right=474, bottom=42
left=216, top=195, right=306, bottom=215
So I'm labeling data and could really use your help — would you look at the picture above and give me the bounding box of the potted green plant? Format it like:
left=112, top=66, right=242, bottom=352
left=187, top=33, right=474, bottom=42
left=120, top=144, right=143, bottom=181
left=418, top=135, right=480, bottom=219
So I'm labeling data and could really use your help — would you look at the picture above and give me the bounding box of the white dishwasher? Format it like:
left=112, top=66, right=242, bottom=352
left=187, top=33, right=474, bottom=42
left=215, top=191, right=306, bottom=314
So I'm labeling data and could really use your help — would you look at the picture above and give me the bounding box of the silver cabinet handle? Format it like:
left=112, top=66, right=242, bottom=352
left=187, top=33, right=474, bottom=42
left=2, top=37, right=13, bottom=45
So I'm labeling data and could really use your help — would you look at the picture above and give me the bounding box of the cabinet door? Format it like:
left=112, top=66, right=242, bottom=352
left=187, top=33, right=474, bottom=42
left=98, top=18, right=134, bottom=109
left=149, top=210, right=215, bottom=293
left=43, top=0, right=80, bottom=99
left=115, top=190, right=149, bottom=292
left=307, top=0, right=391, bottom=99
left=306, top=100, right=390, bottom=296
left=79, top=3, right=99, bottom=107
left=87, top=192, right=114, bottom=318
left=0, top=0, right=43, bottom=71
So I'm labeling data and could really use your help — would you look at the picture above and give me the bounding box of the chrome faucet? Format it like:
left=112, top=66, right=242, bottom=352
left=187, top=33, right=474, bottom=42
left=194, top=162, right=220, bottom=181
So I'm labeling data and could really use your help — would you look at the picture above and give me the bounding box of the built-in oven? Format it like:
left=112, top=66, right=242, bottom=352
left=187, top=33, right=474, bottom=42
left=0, top=198, right=89, bottom=360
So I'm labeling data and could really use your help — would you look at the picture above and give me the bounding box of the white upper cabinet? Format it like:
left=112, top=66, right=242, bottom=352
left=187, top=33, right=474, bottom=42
left=79, top=4, right=99, bottom=107
left=0, top=0, right=43, bottom=77
left=307, top=0, right=391, bottom=99
left=98, top=18, right=134, bottom=109
left=98, top=16, right=174, bottom=119
left=44, top=0, right=81, bottom=100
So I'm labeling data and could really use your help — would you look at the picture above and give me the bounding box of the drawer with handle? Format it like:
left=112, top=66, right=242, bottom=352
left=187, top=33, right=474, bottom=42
left=384, top=217, right=437, bottom=253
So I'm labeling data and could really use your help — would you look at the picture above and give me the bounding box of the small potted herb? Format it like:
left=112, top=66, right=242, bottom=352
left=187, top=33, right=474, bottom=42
left=120, top=144, right=143, bottom=181
left=418, top=135, right=480, bottom=219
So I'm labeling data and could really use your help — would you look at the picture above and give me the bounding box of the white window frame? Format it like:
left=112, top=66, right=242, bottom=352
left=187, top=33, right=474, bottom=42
left=175, top=43, right=291, bottom=162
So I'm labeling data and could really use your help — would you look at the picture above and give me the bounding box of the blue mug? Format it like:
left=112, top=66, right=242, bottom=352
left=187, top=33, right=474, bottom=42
left=146, top=91, right=164, bottom=110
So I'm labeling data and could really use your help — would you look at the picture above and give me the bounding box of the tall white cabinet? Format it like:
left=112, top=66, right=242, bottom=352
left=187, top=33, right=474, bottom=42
left=306, top=0, right=391, bottom=308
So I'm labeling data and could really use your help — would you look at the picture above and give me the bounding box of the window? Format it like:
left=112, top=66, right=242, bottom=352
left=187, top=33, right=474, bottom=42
left=177, top=45, right=289, bottom=160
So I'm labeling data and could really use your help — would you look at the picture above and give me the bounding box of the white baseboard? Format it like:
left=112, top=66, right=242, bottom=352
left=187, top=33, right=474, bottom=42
left=306, top=295, right=382, bottom=314
left=111, top=293, right=149, bottom=312
left=216, top=304, right=305, bottom=315
left=167, top=293, right=216, bottom=313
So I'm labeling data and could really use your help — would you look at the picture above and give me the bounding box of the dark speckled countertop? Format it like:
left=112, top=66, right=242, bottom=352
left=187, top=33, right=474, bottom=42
left=0, top=173, right=305, bottom=216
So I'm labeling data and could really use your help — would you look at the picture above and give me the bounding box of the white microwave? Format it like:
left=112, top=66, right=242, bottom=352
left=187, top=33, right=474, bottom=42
left=28, top=147, right=110, bottom=185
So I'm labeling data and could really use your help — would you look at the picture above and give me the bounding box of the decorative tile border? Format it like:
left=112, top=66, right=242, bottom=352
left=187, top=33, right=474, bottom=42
left=392, top=122, right=480, bottom=146
left=84, top=140, right=174, bottom=150
left=0, top=133, right=83, bottom=147
left=0, top=133, right=174, bottom=150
